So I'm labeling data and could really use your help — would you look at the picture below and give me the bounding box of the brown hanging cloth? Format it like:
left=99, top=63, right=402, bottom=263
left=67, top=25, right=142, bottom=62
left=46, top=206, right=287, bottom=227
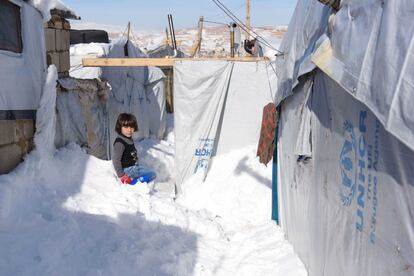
left=257, top=102, right=278, bottom=166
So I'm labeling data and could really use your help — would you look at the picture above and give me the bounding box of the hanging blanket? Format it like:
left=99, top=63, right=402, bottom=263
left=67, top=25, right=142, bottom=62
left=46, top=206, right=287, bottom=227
left=257, top=102, right=278, bottom=166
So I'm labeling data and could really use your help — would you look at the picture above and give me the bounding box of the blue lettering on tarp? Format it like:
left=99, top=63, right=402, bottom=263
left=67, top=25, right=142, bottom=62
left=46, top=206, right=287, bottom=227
left=194, top=138, right=215, bottom=172
left=369, top=120, right=380, bottom=244
left=339, top=110, right=380, bottom=242
left=195, top=148, right=211, bottom=157
left=354, top=111, right=367, bottom=232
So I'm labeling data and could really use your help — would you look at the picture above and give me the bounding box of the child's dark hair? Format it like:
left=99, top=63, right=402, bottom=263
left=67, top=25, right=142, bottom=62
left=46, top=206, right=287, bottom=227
left=115, top=113, right=138, bottom=135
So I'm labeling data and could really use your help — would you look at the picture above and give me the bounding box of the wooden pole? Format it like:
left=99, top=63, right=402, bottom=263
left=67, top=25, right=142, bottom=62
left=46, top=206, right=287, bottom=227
left=190, top=16, right=204, bottom=57
left=165, top=28, right=170, bottom=46
left=230, top=23, right=235, bottom=58
left=246, top=0, right=251, bottom=39
left=127, top=21, right=131, bottom=41
left=82, top=57, right=270, bottom=67
left=197, top=16, right=204, bottom=56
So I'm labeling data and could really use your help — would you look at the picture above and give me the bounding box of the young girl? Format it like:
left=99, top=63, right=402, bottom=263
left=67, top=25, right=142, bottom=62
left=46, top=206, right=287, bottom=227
left=112, top=113, right=156, bottom=184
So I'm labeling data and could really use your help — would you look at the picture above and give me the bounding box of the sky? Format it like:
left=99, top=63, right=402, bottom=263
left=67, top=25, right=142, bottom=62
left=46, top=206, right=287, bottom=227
left=64, top=0, right=296, bottom=31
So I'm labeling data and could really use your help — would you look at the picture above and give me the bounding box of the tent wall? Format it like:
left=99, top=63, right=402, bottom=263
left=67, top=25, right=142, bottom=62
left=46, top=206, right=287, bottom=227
left=0, top=0, right=46, bottom=111
left=278, top=70, right=414, bottom=275
left=0, top=0, right=46, bottom=174
left=55, top=78, right=110, bottom=160
left=174, top=60, right=276, bottom=189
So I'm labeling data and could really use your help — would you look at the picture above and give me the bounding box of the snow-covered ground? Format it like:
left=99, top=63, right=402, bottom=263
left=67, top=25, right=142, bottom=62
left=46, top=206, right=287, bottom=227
left=0, top=115, right=306, bottom=275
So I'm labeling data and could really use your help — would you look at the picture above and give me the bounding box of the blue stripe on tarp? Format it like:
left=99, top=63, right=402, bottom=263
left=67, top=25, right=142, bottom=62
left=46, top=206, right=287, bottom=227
left=0, top=110, right=36, bottom=120
left=271, top=107, right=280, bottom=224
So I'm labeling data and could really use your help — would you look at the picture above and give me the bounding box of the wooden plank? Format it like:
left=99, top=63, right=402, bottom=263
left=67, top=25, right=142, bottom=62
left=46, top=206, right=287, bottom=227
left=82, top=57, right=269, bottom=67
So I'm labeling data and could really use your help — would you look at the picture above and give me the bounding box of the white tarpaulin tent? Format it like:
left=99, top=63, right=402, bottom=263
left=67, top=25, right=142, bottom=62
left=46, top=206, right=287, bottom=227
left=0, top=0, right=46, bottom=117
left=275, top=0, right=414, bottom=275
left=174, top=60, right=277, bottom=191
left=55, top=78, right=110, bottom=160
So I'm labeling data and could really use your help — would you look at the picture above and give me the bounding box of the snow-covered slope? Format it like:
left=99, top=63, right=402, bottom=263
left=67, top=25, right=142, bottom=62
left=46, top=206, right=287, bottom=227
left=71, top=22, right=287, bottom=58
left=0, top=115, right=306, bottom=275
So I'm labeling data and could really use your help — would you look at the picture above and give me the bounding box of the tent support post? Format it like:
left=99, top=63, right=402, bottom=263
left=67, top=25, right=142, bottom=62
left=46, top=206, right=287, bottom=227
left=271, top=106, right=280, bottom=224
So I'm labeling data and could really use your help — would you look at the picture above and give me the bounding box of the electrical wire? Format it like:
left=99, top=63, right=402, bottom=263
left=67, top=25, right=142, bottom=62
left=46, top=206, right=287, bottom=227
left=211, top=0, right=283, bottom=55
left=203, top=20, right=229, bottom=26
left=212, top=0, right=270, bottom=46
left=213, top=0, right=279, bottom=52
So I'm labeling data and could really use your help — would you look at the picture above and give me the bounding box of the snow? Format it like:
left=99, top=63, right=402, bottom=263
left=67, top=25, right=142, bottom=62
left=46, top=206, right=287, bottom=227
left=69, top=22, right=286, bottom=58
left=34, top=65, right=57, bottom=159
left=69, top=43, right=110, bottom=79
left=29, top=0, right=75, bottom=22
left=0, top=115, right=306, bottom=275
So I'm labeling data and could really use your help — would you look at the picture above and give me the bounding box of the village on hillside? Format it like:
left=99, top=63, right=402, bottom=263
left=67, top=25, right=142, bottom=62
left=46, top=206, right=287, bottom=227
left=0, top=0, right=413, bottom=275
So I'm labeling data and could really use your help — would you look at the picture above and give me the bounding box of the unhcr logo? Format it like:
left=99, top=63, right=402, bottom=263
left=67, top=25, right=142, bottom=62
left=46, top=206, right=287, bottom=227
left=338, top=111, right=368, bottom=233
left=338, top=110, right=380, bottom=242
left=339, top=121, right=357, bottom=207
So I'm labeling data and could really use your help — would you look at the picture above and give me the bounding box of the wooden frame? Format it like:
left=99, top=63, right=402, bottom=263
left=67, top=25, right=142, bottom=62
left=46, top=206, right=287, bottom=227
left=82, top=57, right=270, bottom=67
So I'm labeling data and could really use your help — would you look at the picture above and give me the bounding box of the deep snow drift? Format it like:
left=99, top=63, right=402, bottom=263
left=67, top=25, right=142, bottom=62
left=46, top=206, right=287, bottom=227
left=0, top=115, right=306, bottom=275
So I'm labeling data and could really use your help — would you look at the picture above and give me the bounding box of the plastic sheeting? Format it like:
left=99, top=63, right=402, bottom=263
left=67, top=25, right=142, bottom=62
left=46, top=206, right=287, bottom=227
left=0, top=1, right=46, bottom=111
left=275, top=0, right=330, bottom=106
left=174, top=60, right=276, bottom=190
left=312, top=0, right=414, bottom=152
left=55, top=78, right=110, bottom=160
left=277, top=0, right=414, bottom=152
left=276, top=0, right=414, bottom=274
left=145, top=67, right=167, bottom=139
left=278, top=70, right=414, bottom=276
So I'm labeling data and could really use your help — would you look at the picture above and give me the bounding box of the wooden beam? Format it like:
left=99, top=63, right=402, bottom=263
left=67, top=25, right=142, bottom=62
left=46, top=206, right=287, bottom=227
left=82, top=57, right=269, bottom=67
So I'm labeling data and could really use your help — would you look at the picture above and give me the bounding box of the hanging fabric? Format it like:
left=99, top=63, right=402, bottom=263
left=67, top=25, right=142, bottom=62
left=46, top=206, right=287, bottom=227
left=257, top=102, right=278, bottom=166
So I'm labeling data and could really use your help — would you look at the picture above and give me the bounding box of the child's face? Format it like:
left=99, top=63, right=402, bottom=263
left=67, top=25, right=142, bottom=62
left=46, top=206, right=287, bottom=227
left=121, top=126, right=135, bottom=138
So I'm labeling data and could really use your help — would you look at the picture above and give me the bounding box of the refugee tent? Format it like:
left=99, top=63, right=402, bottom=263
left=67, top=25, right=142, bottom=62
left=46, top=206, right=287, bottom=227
left=275, top=0, right=414, bottom=275
left=0, top=0, right=46, bottom=173
left=69, top=37, right=167, bottom=157
left=0, top=0, right=75, bottom=173
left=0, top=0, right=46, bottom=118
left=174, top=60, right=277, bottom=191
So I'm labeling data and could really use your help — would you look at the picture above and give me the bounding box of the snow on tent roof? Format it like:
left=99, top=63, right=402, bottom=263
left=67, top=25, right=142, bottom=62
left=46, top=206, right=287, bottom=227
left=276, top=0, right=414, bottom=151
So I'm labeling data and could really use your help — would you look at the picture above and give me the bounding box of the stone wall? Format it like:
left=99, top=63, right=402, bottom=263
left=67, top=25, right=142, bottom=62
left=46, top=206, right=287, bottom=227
left=44, top=15, right=71, bottom=78
left=0, top=120, right=34, bottom=174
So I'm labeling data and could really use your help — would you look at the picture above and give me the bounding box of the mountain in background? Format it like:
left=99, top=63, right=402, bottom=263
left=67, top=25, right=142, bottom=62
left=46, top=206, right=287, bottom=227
left=71, top=22, right=287, bottom=57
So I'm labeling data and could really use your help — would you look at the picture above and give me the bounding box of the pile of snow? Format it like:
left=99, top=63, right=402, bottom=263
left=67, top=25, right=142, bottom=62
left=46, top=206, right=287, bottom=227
left=0, top=115, right=306, bottom=275
left=29, top=0, right=75, bottom=22
left=34, top=65, right=58, bottom=159
left=69, top=43, right=110, bottom=79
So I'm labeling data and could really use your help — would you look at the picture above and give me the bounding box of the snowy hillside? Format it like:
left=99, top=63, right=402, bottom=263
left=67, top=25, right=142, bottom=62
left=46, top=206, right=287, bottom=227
left=71, top=22, right=286, bottom=57
left=0, top=115, right=306, bottom=275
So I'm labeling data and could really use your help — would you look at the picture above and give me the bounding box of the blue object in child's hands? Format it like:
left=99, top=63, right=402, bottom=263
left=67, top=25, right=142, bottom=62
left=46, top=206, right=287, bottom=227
left=138, top=174, right=152, bottom=183
left=128, top=171, right=156, bottom=185
left=129, top=178, right=139, bottom=185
